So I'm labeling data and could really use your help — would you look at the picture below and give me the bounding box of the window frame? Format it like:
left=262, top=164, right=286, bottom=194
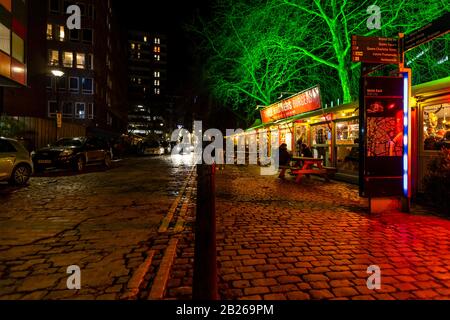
left=82, top=78, right=94, bottom=95
left=69, top=77, right=79, bottom=93
left=48, top=49, right=60, bottom=66
left=75, top=102, right=86, bottom=119
left=48, top=100, right=58, bottom=116
left=62, top=51, right=73, bottom=68
left=76, top=53, right=86, bottom=69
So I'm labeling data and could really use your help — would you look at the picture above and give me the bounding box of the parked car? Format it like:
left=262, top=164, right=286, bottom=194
left=139, top=140, right=165, bottom=156
left=161, top=141, right=172, bottom=154
left=0, top=137, right=34, bottom=186
left=33, top=137, right=112, bottom=173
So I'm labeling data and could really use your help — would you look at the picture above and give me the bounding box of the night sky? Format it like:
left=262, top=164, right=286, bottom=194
left=114, top=0, right=211, bottom=95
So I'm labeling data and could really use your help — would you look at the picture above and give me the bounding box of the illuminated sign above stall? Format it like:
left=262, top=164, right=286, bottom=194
left=261, top=86, right=322, bottom=124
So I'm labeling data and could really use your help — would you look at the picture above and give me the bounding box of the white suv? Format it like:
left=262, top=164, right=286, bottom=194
left=0, top=137, right=34, bottom=186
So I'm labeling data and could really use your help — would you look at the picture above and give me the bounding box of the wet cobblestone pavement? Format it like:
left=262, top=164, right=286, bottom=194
left=0, top=155, right=195, bottom=300
left=215, top=165, right=450, bottom=300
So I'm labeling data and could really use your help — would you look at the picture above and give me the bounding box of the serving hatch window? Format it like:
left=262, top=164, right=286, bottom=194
left=423, top=104, right=450, bottom=151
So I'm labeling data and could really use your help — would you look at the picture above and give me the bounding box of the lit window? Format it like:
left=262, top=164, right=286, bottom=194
left=76, top=53, right=86, bottom=69
left=46, top=24, right=53, bottom=40
left=59, top=26, right=65, bottom=41
left=154, top=54, right=160, bottom=61
left=138, top=44, right=141, bottom=50
left=0, top=23, right=11, bottom=54
left=131, top=43, right=135, bottom=50
left=48, top=50, right=59, bottom=66
left=154, top=38, right=160, bottom=44
left=137, top=78, right=142, bottom=84
left=63, top=51, right=73, bottom=67
left=154, top=71, right=160, bottom=78
left=154, top=80, right=160, bottom=86
left=137, top=52, right=141, bottom=59
left=154, top=88, right=160, bottom=95
left=75, top=103, right=86, bottom=119
left=144, top=36, right=147, bottom=42
left=12, top=33, right=24, bottom=63
left=154, top=46, right=160, bottom=53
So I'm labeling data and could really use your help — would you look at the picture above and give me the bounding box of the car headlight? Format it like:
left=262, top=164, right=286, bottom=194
left=60, top=149, right=74, bottom=157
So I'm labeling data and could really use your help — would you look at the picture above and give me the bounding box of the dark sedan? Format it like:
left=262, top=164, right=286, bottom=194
left=33, top=137, right=112, bottom=173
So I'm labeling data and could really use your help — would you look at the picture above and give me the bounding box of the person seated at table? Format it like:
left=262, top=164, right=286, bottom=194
left=278, top=143, right=292, bottom=179
left=301, top=144, right=313, bottom=158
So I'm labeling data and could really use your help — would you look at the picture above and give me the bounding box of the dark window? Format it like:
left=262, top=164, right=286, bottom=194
left=82, top=29, right=93, bottom=43
left=46, top=76, right=53, bottom=89
left=78, top=3, right=86, bottom=16
left=62, top=102, right=73, bottom=118
left=70, top=29, right=80, bottom=41
left=49, top=101, right=58, bottom=115
left=49, top=0, right=60, bottom=13
left=88, top=5, right=95, bottom=18
left=0, top=140, right=17, bottom=153
left=69, top=77, right=79, bottom=93
left=63, top=1, right=73, bottom=11
left=82, top=78, right=93, bottom=94
left=57, top=76, right=67, bottom=91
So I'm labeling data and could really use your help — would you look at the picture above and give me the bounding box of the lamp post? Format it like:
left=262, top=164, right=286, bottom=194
left=51, top=69, right=64, bottom=141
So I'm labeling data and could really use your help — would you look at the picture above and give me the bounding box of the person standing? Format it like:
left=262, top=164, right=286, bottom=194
left=278, top=143, right=292, bottom=179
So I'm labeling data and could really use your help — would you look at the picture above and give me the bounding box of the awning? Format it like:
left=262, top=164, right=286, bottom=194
left=412, top=76, right=450, bottom=105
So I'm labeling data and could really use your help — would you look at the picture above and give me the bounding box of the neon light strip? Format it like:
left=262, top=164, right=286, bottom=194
left=403, top=73, right=409, bottom=197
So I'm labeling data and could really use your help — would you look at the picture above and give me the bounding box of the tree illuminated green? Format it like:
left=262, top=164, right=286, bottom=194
left=195, top=0, right=450, bottom=124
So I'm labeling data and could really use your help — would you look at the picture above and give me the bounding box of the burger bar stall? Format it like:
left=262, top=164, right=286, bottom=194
left=243, top=86, right=362, bottom=184
left=238, top=76, right=450, bottom=198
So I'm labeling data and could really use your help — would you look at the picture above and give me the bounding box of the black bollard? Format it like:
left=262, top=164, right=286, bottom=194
left=193, top=163, right=218, bottom=300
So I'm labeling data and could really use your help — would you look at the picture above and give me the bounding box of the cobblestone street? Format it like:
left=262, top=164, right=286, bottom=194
left=0, top=155, right=195, bottom=300
left=216, top=166, right=450, bottom=300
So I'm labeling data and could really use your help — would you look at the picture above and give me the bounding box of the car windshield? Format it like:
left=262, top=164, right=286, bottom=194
left=52, top=138, right=85, bottom=147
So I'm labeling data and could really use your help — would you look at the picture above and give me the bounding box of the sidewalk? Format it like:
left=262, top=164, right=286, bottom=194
left=215, top=165, right=450, bottom=300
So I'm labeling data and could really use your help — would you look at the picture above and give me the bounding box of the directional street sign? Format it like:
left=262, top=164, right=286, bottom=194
left=352, top=35, right=400, bottom=64
left=404, top=12, right=450, bottom=52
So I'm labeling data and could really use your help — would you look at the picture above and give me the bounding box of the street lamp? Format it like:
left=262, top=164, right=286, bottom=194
left=51, top=69, right=64, bottom=141
left=51, top=69, right=65, bottom=78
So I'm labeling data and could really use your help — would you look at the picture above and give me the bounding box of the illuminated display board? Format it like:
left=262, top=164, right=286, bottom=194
left=363, top=76, right=405, bottom=197
left=0, top=0, right=27, bottom=87
left=260, top=86, right=321, bottom=124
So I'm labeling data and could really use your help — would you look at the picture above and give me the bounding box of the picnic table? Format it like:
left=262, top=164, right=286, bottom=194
left=289, top=157, right=336, bottom=183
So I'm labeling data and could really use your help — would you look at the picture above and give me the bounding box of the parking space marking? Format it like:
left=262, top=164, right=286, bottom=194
left=121, top=250, right=156, bottom=300
left=148, top=238, right=178, bottom=300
